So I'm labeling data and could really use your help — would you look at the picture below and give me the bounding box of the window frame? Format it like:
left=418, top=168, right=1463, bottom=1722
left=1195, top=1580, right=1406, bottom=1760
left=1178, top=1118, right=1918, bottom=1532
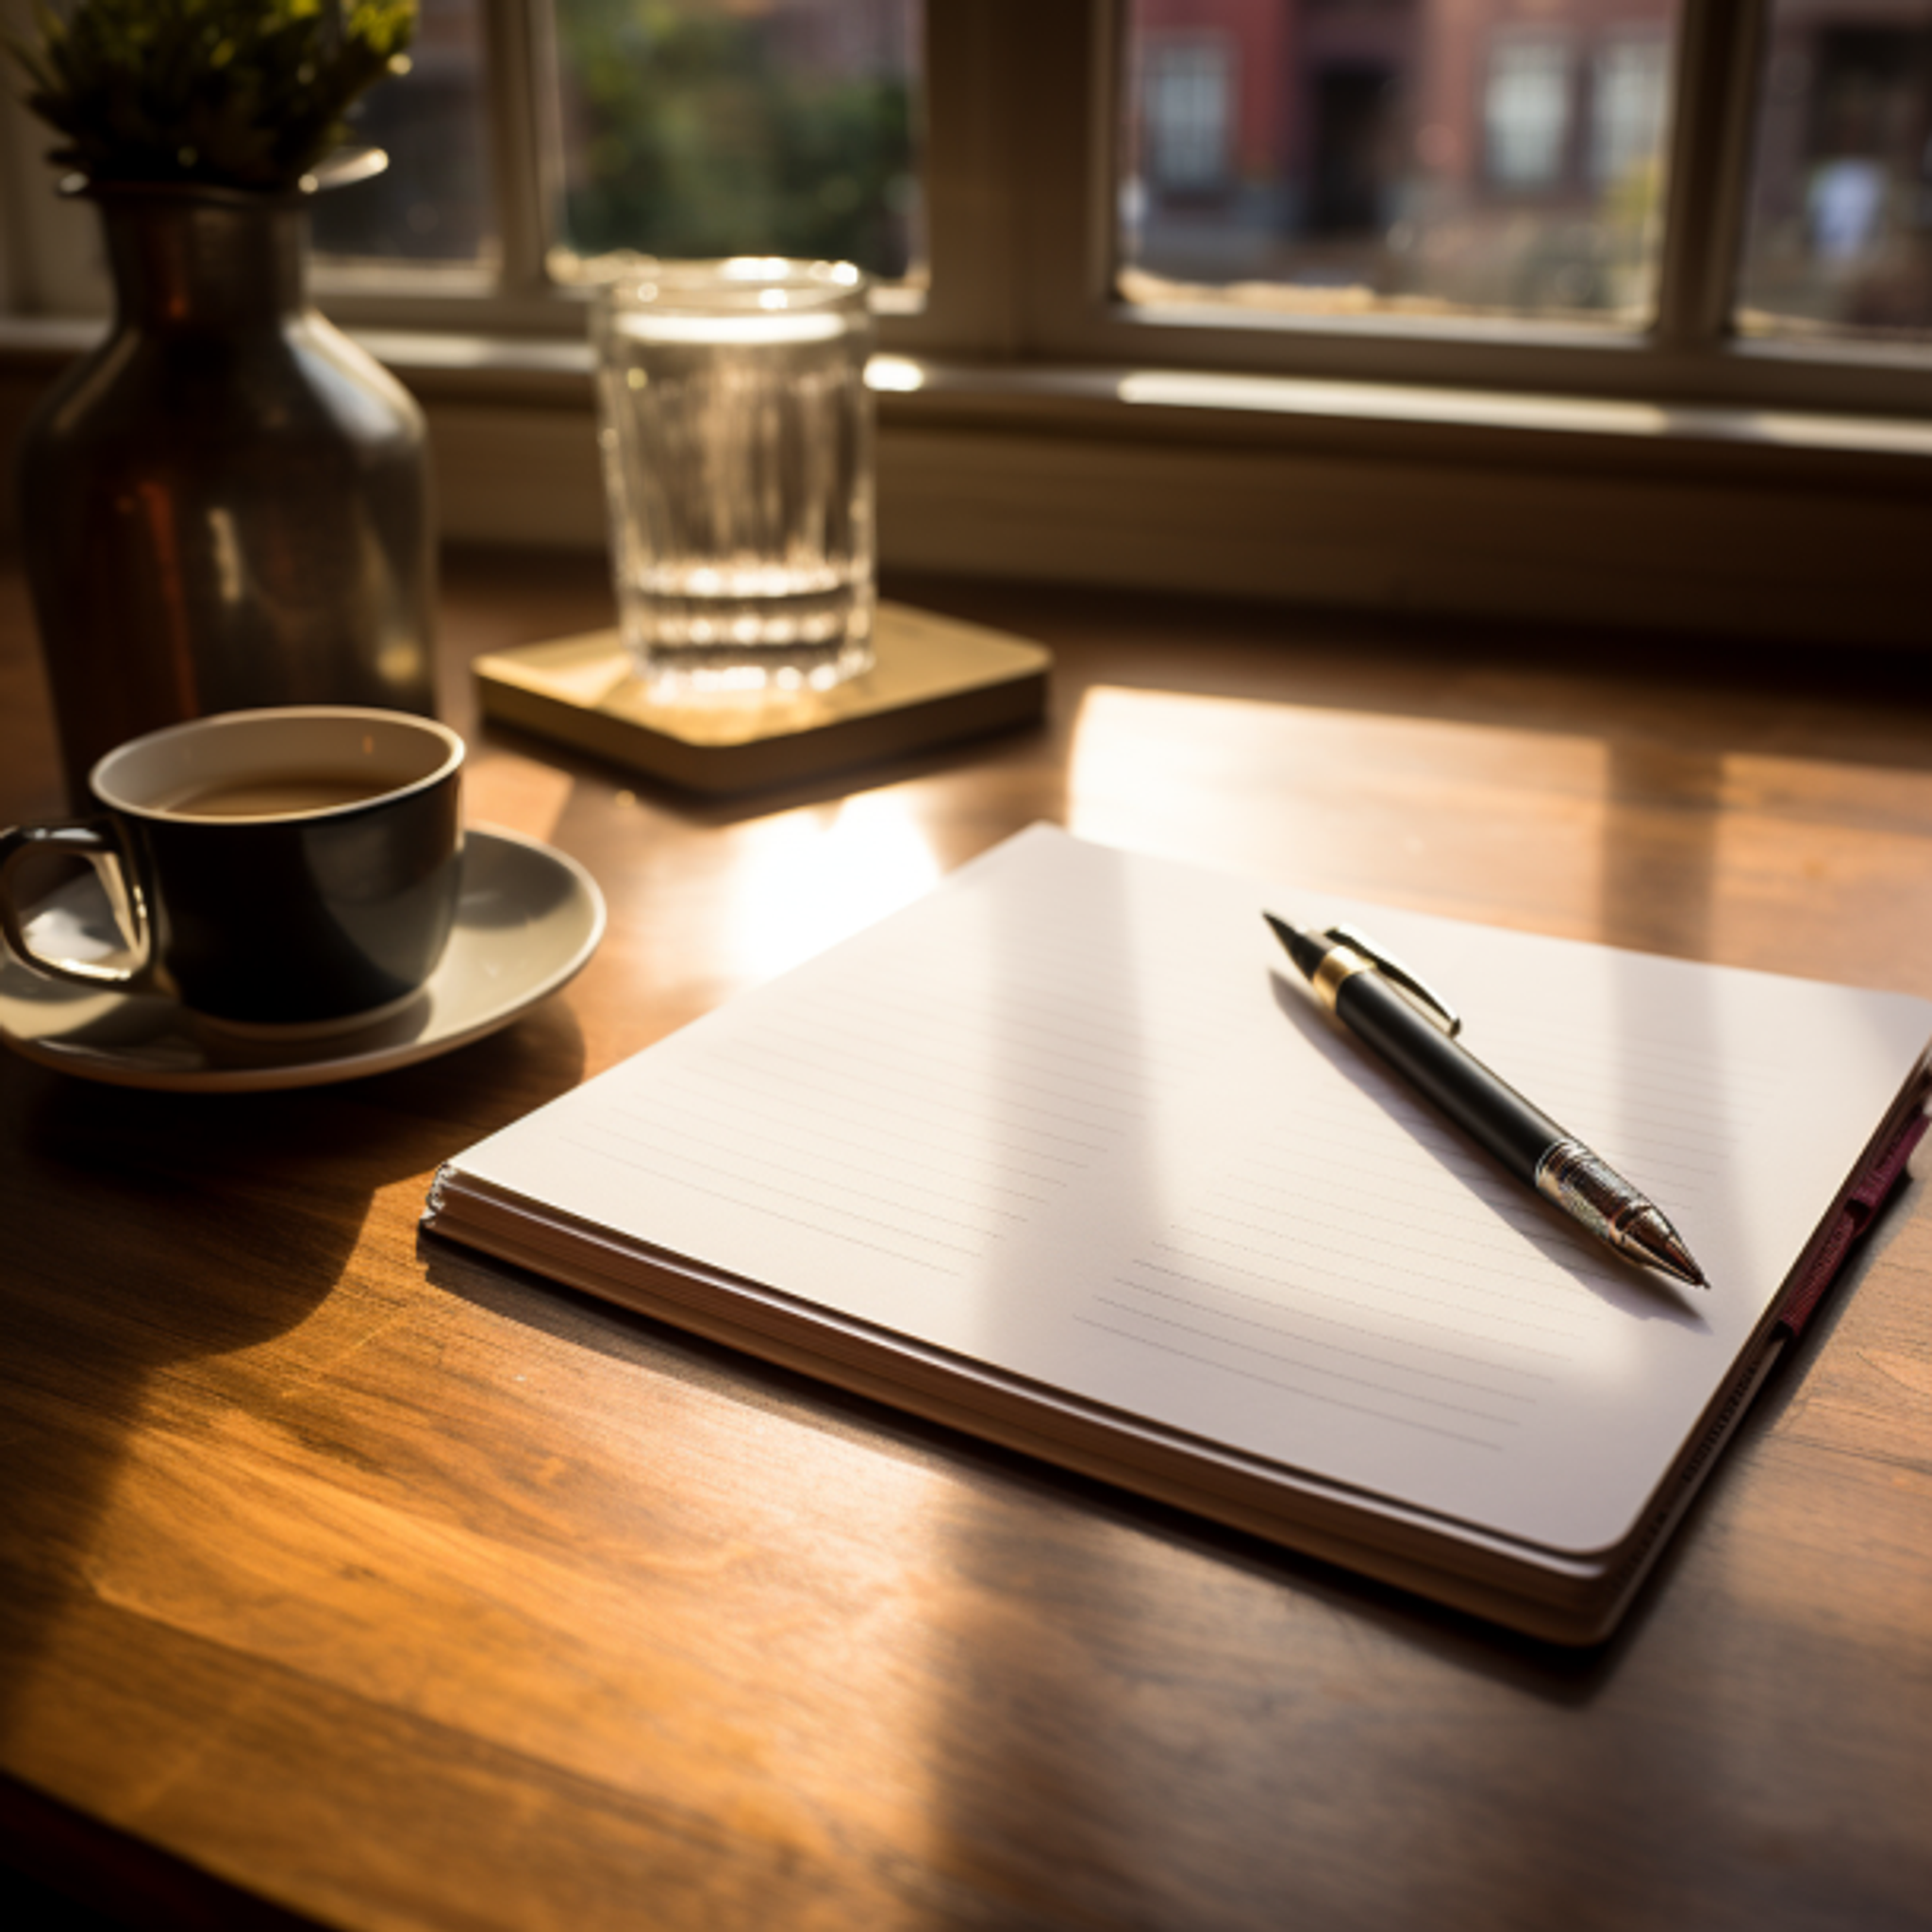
left=4, top=0, right=1930, bottom=408
left=2, top=0, right=1930, bottom=656
left=993, top=0, right=1932, bottom=415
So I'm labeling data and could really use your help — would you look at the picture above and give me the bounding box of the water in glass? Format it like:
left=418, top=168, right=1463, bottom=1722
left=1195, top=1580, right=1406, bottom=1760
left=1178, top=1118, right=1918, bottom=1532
left=593, top=260, right=876, bottom=697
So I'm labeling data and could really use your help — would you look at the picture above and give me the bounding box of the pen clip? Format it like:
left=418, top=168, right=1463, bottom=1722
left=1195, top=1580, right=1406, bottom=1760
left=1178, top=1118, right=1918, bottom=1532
left=1322, top=924, right=1462, bottom=1037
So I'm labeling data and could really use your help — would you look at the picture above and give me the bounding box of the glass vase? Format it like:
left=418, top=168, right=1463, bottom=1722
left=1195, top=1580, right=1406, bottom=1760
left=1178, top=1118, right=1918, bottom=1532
left=14, top=177, right=438, bottom=802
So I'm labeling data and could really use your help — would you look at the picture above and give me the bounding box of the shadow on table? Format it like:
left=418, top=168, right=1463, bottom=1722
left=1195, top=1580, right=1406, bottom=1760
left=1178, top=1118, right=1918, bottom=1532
left=0, top=1003, right=586, bottom=1758
left=421, top=1207, right=1893, bottom=1924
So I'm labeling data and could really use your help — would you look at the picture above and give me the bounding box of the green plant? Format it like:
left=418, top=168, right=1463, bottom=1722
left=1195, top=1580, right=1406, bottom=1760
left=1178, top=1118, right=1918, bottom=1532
left=556, top=0, right=915, bottom=279
left=7, top=0, right=416, bottom=191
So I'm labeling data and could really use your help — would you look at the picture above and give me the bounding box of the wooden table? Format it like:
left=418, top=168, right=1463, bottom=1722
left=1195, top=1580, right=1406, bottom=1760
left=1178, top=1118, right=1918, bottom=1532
left=3, top=547, right=1930, bottom=1932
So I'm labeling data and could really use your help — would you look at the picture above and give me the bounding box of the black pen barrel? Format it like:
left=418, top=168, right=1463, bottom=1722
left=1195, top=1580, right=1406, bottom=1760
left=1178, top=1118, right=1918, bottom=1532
left=1335, top=972, right=1559, bottom=1179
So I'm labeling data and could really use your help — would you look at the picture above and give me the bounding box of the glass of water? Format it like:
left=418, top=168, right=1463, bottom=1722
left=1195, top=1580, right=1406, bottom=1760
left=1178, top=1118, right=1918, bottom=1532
left=591, top=258, right=876, bottom=698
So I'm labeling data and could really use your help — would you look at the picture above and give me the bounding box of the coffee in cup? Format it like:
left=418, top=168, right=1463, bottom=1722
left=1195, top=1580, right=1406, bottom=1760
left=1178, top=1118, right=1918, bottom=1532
left=0, top=707, right=465, bottom=1026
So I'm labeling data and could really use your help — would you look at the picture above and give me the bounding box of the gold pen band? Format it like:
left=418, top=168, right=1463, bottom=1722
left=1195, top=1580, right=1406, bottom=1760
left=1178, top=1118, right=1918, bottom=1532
left=1311, top=942, right=1378, bottom=1016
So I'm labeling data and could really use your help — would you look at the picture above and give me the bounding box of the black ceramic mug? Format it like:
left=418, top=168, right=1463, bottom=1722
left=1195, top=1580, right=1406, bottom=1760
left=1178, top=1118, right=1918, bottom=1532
left=0, top=708, right=465, bottom=1026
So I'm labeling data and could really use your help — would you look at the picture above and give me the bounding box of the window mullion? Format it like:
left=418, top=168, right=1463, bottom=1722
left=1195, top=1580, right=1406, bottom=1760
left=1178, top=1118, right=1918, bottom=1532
left=1653, top=0, right=1768, bottom=350
left=907, top=0, right=1028, bottom=357
left=483, top=0, right=560, bottom=296
left=1009, top=0, right=1116, bottom=358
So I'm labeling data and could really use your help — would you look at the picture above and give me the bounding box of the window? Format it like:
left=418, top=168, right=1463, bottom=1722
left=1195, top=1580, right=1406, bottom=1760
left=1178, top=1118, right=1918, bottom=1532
left=1590, top=36, right=1670, bottom=189
left=1115, top=2, right=1678, bottom=328
left=1487, top=38, right=1573, bottom=192
left=308, top=0, right=497, bottom=270
left=7, top=1, right=1932, bottom=382
left=2, top=2, right=1928, bottom=643
left=546, top=0, right=921, bottom=280
left=1736, top=0, right=1932, bottom=341
left=1139, top=37, right=1238, bottom=192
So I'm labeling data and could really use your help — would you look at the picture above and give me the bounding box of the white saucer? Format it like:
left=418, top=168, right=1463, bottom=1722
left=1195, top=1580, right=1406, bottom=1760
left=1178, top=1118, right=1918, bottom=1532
left=0, top=826, right=606, bottom=1091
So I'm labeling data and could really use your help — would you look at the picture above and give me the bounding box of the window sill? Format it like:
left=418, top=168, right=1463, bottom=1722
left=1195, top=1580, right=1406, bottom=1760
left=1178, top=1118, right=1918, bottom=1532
left=8, top=315, right=1930, bottom=470
left=5, top=320, right=1928, bottom=648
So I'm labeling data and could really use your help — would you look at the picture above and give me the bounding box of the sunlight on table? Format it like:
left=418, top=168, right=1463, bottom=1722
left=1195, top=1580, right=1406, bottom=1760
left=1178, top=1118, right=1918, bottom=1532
left=1066, top=685, right=1615, bottom=924
left=721, top=791, right=942, bottom=984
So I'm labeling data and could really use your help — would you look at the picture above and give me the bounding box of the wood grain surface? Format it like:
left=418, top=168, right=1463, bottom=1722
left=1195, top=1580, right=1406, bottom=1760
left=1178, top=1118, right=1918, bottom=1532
left=2, top=545, right=1930, bottom=1932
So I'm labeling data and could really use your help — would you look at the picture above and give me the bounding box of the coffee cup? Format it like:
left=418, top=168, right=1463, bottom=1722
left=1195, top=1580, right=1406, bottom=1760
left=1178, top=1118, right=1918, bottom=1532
left=0, top=707, right=465, bottom=1027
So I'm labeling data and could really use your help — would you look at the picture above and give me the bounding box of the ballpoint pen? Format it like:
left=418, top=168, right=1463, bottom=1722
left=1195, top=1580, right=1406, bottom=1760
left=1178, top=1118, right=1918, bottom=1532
left=1263, top=913, right=1708, bottom=1289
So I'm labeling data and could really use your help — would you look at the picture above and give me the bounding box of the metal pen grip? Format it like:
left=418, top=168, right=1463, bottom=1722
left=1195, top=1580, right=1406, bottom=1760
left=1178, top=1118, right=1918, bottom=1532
left=1534, top=1140, right=1644, bottom=1241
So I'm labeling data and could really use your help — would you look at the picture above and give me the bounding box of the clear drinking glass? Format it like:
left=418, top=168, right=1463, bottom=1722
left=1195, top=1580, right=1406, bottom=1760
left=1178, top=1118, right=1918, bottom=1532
left=591, top=258, right=877, bottom=698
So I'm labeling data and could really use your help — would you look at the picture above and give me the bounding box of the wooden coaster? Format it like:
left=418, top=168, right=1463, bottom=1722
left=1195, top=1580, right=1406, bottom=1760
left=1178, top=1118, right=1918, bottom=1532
left=473, top=602, right=1053, bottom=797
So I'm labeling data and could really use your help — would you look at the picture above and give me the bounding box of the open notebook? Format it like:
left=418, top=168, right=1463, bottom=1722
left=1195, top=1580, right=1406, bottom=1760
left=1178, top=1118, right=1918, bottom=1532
left=424, top=826, right=1931, bottom=1642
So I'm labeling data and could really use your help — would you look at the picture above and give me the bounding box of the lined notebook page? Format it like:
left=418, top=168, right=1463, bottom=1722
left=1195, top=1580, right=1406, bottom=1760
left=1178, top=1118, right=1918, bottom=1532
left=447, top=825, right=1930, bottom=1556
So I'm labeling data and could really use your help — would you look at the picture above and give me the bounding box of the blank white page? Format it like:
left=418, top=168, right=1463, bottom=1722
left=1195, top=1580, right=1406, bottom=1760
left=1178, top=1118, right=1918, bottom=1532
left=444, top=825, right=1930, bottom=1556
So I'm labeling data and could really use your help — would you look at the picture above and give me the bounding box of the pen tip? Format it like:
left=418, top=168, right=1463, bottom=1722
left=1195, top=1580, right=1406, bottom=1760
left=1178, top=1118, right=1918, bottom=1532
left=1262, top=912, right=1326, bottom=979
left=1626, top=1212, right=1708, bottom=1290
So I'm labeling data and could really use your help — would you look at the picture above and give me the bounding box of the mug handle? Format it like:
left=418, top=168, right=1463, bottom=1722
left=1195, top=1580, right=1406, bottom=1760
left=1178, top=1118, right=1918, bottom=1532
left=0, top=819, right=154, bottom=990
